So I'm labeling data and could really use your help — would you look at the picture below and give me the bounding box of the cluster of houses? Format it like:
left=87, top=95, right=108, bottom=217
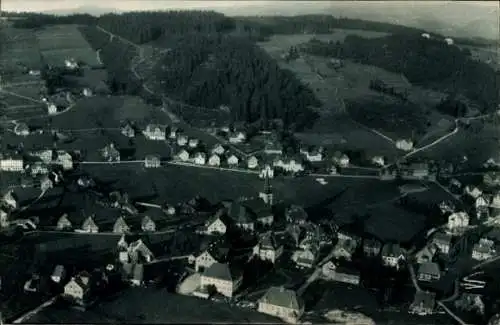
left=0, top=149, right=74, bottom=180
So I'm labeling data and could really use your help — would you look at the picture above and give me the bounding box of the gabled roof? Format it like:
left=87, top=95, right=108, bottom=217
left=411, top=291, right=436, bottom=309
left=227, top=202, right=255, bottom=224
left=258, top=231, right=282, bottom=250
left=259, top=286, right=303, bottom=310
left=241, top=198, right=272, bottom=218
left=202, top=262, right=240, bottom=282
left=73, top=270, right=93, bottom=291
left=381, top=243, right=406, bottom=257
left=418, top=262, right=441, bottom=276
left=82, top=216, right=98, bottom=229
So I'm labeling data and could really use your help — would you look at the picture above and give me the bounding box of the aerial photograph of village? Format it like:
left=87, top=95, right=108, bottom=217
left=0, top=0, right=499, bottom=324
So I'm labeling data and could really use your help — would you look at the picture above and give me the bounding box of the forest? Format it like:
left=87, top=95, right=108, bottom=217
left=301, top=35, right=499, bottom=113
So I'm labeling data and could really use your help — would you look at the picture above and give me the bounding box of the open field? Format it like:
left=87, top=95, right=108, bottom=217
left=65, top=68, right=109, bottom=90
left=0, top=28, right=42, bottom=72
left=296, top=116, right=400, bottom=160
left=35, top=25, right=101, bottom=68
left=26, top=287, right=281, bottom=324
left=412, top=121, right=500, bottom=168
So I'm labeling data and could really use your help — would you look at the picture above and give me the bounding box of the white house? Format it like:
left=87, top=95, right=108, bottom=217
left=252, top=231, right=283, bottom=263
left=211, top=144, right=225, bottom=156
left=396, top=139, right=414, bottom=151
left=475, top=195, right=490, bottom=209
left=54, top=151, right=73, bottom=170
left=444, top=37, right=454, bottom=45
left=82, top=88, right=93, bottom=97
left=14, top=123, right=30, bottom=136
left=205, top=211, right=228, bottom=235
left=194, top=152, right=207, bottom=165
left=465, top=186, right=483, bottom=199
left=472, top=238, right=496, bottom=261
left=371, top=156, right=385, bottom=167
left=64, top=59, right=78, bottom=69
left=208, top=154, right=221, bottom=167
left=176, top=149, right=190, bottom=162
left=47, top=103, right=57, bottom=115
left=247, top=156, right=259, bottom=169
left=301, top=147, right=323, bottom=162
left=332, top=152, right=349, bottom=167
left=143, top=124, right=166, bottom=141
left=229, top=131, right=246, bottom=144
left=0, top=156, right=24, bottom=172
left=177, top=135, right=188, bottom=146
left=80, top=216, right=99, bottom=233
left=188, top=138, right=200, bottom=148
left=447, top=212, right=469, bottom=232
left=381, top=244, right=406, bottom=269
left=273, top=158, right=304, bottom=173
left=227, top=154, right=239, bottom=167
left=421, top=33, right=431, bottom=39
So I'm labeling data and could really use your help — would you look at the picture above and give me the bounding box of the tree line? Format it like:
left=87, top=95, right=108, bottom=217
left=301, top=34, right=499, bottom=113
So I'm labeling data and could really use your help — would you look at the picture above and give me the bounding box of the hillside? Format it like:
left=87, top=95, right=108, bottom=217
left=301, top=34, right=500, bottom=113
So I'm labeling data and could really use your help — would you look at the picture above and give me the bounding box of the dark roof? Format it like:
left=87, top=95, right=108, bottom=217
left=258, top=231, right=282, bottom=250
left=259, top=286, right=303, bottom=310
left=418, top=262, right=441, bottom=276
left=227, top=202, right=255, bottom=224
left=241, top=198, right=272, bottom=219
left=381, top=243, right=405, bottom=257
left=202, top=263, right=241, bottom=282
left=411, top=291, right=436, bottom=309
left=286, top=205, right=308, bottom=222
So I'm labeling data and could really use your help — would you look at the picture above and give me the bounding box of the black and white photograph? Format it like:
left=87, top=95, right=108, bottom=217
left=0, top=0, right=499, bottom=324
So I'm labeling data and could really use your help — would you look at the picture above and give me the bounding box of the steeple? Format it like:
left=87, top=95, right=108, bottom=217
left=259, top=173, right=274, bottom=206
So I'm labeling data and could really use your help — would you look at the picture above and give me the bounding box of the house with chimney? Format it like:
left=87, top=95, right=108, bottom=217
left=208, top=154, right=221, bottom=167
left=252, top=231, right=283, bottom=263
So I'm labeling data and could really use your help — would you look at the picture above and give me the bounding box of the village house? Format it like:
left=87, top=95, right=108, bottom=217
left=2, top=190, right=18, bottom=210
left=396, top=139, right=414, bottom=151
left=415, top=244, right=438, bottom=264
left=332, top=239, right=357, bottom=261
left=188, top=138, right=200, bottom=148
left=64, top=58, right=78, bottom=69
left=193, top=241, right=230, bottom=272
left=447, top=211, right=470, bottom=233
left=141, top=215, right=156, bottom=232
left=331, top=151, right=350, bottom=168
left=227, top=154, right=240, bottom=167
left=0, top=154, right=24, bottom=172
left=285, top=205, right=308, bottom=225
left=409, top=291, right=436, bottom=316
left=1, top=209, right=9, bottom=228
left=294, top=245, right=319, bottom=268
left=273, top=157, right=305, bottom=173
left=14, top=122, right=30, bottom=136
left=329, top=165, right=338, bottom=175
left=402, top=163, right=431, bottom=180
left=120, top=239, right=155, bottom=264
left=430, top=232, right=452, bottom=255
left=53, top=150, right=73, bottom=170
left=472, top=238, right=496, bottom=261
left=258, top=286, right=304, bottom=321
left=205, top=209, right=230, bottom=235
left=259, top=164, right=274, bottom=179
left=51, top=265, right=66, bottom=283
left=47, top=102, right=57, bottom=115
left=444, top=37, right=454, bottom=45
left=362, top=238, right=382, bottom=257
left=121, top=123, right=135, bottom=138
left=211, top=144, right=225, bottom=156
left=143, top=124, right=166, bottom=141
left=113, top=216, right=131, bottom=234
left=208, top=154, right=221, bottom=167
left=227, top=202, right=256, bottom=231
left=144, top=154, right=161, bottom=168
left=371, top=156, right=385, bottom=167
left=176, top=149, right=190, bottom=162
left=56, top=213, right=72, bottom=231
left=301, top=146, right=323, bottom=162
left=417, top=262, right=441, bottom=282
left=247, top=155, right=259, bottom=169
left=101, top=143, right=120, bottom=162
left=63, top=271, right=94, bottom=306
left=263, top=141, right=283, bottom=155
left=194, top=152, right=207, bottom=165
left=321, top=261, right=360, bottom=285
left=29, top=162, right=49, bottom=176
left=177, top=135, right=188, bottom=146
left=421, top=33, right=431, bottom=39
left=381, top=243, right=406, bottom=269
left=228, top=131, right=246, bottom=144
left=169, top=127, right=180, bottom=139
left=82, top=88, right=93, bottom=97
left=29, top=69, right=41, bottom=76
left=80, top=216, right=99, bottom=233
left=252, top=231, right=283, bottom=263
left=465, top=185, right=483, bottom=199
left=242, top=197, right=274, bottom=226
left=199, top=262, right=242, bottom=298
left=31, top=150, right=53, bottom=164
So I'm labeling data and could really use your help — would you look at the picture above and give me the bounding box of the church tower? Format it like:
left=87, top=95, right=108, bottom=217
left=258, top=173, right=274, bottom=206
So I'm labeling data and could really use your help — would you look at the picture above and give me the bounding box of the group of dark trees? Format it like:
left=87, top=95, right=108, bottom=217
left=369, top=79, right=409, bottom=101
left=302, top=34, right=499, bottom=113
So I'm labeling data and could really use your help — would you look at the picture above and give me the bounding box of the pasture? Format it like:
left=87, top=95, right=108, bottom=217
left=35, top=25, right=101, bottom=67
left=0, top=28, right=42, bottom=73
